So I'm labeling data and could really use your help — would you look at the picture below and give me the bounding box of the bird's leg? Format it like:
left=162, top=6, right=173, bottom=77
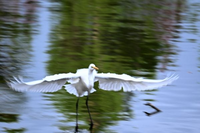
left=86, top=95, right=93, bottom=130
left=75, top=97, right=79, bottom=132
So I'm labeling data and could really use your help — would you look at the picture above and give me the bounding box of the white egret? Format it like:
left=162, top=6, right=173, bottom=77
left=6, top=63, right=178, bottom=130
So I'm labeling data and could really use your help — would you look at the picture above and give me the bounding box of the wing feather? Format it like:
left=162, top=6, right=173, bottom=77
left=7, top=73, right=80, bottom=92
left=95, top=73, right=178, bottom=91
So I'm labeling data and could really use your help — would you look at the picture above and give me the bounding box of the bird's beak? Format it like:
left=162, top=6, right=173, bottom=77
left=92, top=66, right=99, bottom=70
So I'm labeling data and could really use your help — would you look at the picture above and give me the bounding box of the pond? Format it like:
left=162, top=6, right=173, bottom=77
left=0, top=0, right=200, bottom=133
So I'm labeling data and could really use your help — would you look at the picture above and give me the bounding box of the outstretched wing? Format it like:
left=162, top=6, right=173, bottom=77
left=6, top=73, right=80, bottom=92
left=95, top=73, right=178, bottom=92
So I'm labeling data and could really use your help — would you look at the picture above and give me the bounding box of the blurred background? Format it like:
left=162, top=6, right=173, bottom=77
left=0, top=0, right=200, bottom=132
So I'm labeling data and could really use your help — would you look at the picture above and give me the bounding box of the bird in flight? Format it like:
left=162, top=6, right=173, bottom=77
left=7, top=63, right=178, bottom=131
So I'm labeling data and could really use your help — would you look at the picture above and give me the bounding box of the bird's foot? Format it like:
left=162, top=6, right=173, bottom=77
left=75, top=124, right=79, bottom=132
left=144, top=102, right=161, bottom=116
left=89, top=122, right=93, bottom=131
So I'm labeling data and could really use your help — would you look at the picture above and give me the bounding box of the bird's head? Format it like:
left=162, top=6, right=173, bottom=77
left=89, top=63, right=99, bottom=71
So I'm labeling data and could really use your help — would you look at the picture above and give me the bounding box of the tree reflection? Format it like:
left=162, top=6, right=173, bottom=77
left=0, top=0, right=38, bottom=131
left=47, top=0, right=179, bottom=132
left=0, top=0, right=38, bottom=82
left=2, top=127, right=26, bottom=133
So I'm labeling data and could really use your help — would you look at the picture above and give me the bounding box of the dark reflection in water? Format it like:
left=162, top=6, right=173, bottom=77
left=46, top=0, right=182, bottom=132
left=1, top=0, right=200, bottom=133
left=0, top=0, right=38, bottom=80
left=47, top=0, right=181, bottom=73
left=0, top=0, right=38, bottom=132
left=0, top=84, right=27, bottom=132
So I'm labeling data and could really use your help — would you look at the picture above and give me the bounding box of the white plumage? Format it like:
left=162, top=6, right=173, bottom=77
left=7, top=63, right=179, bottom=97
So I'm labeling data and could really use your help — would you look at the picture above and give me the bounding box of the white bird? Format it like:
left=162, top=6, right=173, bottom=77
left=6, top=63, right=178, bottom=129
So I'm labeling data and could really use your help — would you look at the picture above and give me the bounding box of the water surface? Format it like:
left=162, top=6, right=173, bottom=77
left=0, top=0, right=200, bottom=133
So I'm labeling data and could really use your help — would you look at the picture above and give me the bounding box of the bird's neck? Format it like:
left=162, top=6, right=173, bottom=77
left=87, top=70, right=95, bottom=89
left=88, top=70, right=95, bottom=81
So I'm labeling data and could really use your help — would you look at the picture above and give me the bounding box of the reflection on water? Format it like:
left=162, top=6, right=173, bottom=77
left=47, top=0, right=179, bottom=132
left=47, top=0, right=178, bottom=74
left=0, top=0, right=38, bottom=80
left=0, top=85, right=26, bottom=133
left=0, top=0, right=200, bottom=133
left=0, top=0, right=38, bottom=133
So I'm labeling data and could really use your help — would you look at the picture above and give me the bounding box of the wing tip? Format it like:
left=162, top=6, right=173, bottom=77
left=5, top=77, right=23, bottom=92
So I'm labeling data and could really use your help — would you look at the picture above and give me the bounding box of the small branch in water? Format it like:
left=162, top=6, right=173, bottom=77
left=144, top=102, right=161, bottom=116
